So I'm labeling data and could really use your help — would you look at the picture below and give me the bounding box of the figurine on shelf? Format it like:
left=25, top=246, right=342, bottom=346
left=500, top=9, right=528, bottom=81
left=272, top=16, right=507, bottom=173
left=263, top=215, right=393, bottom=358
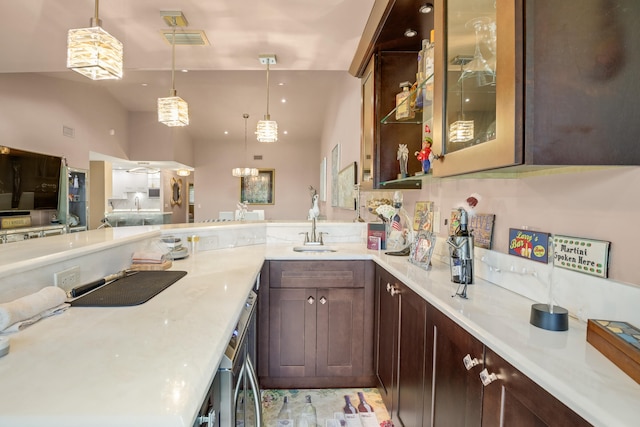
left=397, top=144, right=409, bottom=178
left=415, top=137, right=433, bottom=174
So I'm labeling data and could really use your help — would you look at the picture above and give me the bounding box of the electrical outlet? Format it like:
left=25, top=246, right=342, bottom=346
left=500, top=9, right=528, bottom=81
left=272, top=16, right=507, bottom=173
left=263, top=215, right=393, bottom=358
left=54, top=266, right=81, bottom=288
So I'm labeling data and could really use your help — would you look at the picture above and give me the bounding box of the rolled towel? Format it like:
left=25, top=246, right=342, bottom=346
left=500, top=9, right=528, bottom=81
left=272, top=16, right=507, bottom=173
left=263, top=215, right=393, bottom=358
left=0, top=287, right=67, bottom=332
left=132, top=251, right=166, bottom=264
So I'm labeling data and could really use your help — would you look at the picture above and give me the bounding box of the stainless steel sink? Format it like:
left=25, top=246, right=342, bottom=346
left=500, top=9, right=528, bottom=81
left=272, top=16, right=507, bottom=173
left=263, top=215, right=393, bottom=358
left=293, top=246, right=337, bottom=252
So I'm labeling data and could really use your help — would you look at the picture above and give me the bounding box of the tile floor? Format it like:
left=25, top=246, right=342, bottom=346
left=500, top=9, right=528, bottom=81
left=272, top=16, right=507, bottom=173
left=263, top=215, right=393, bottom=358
left=261, top=388, right=391, bottom=427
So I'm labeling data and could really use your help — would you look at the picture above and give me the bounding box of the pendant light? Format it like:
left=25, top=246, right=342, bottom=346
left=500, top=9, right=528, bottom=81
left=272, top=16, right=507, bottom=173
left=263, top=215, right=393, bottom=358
left=158, top=13, right=189, bottom=127
left=256, top=54, right=278, bottom=142
left=67, top=0, right=123, bottom=80
left=232, top=114, right=259, bottom=178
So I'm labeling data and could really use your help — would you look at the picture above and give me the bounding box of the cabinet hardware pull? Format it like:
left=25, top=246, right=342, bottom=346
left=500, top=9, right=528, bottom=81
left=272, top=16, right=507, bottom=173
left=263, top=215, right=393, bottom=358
left=479, top=368, right=498, bottom=386
left=319, top=296, right=327, bottom=305
left=386, top=283, right=392, bottom=292
left=389, top=285, right=400, bottom=297
left=463, top=354, right=480, bottom=370
left=307, top=296, right=315, bottom=305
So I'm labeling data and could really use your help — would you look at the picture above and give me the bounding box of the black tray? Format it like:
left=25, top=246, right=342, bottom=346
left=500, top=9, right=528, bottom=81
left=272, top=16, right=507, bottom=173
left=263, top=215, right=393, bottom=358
left=70, top=270, right=187, bottom=307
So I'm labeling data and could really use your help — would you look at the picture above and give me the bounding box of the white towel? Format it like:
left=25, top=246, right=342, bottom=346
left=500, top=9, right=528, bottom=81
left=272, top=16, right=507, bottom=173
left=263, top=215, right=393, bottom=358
left=132, top=251, right=166, bottom=264
left=0, top=286, right=68, bottom=332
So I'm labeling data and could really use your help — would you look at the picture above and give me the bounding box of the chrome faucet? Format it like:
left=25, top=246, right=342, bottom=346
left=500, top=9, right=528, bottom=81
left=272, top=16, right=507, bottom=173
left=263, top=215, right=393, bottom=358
left=301, top=186, right=327, bottom=245
left=134, top=196, right=140, bottom=212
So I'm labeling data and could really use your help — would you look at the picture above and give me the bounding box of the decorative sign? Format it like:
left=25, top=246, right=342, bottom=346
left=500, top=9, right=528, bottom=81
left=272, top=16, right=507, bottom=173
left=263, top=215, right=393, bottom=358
left=553, top=235, right=610, bottom=278
left=0, top=216, right=31, bottom=229
left=508, top=228, right=550, bottom=263
left=413, top=201, right=434, bottom=231
left=469, top=213, right=495, bottom=249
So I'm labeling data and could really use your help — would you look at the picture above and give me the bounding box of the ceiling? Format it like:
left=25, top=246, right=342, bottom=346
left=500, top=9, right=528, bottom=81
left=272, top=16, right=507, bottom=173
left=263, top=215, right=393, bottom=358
left=0, top=0, right=377, bottom=170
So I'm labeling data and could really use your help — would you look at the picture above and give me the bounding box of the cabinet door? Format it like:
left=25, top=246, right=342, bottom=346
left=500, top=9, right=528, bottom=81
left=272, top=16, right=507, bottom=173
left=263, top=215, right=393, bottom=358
left=482, top=348, right=592, bottom=427
left=428, top=308, right=484, bottom=427
left=396, top=284, right=428, bottom=427
left=268, top=288, right=316, bottom=378
left=375, top=266, right=400, bottom=412
left=316, top=287, right=365, bottom=378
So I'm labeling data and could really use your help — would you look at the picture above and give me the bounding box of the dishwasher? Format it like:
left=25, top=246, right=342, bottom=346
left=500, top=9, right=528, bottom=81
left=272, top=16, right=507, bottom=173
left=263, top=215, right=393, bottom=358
left=195, top=277, right=261, bottom=427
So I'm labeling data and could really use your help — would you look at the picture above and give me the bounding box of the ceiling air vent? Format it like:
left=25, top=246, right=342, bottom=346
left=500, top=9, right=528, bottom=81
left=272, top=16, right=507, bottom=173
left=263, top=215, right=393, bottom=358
left=63, top=125, right=75, bottom=138
left=253, top=155, right=263, bottom=161
left=160, top=30, right=209, bottom=46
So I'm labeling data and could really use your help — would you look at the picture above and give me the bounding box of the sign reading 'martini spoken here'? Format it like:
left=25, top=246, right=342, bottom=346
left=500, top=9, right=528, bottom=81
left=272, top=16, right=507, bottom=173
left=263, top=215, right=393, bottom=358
left=553, top=235, right=610, bottom=278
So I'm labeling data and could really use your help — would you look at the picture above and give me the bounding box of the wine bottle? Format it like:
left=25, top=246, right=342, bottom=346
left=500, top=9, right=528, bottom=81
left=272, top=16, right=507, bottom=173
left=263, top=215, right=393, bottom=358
left=357, top=392, right=379, bottom=427
left=356, top=392, right=373, bottom=413
left=276, top=396, right=294, bottom=427
left=298, top=395, right=317, bottom=427
left=343, top=395, right=357, bottom=414
left=343, top=395, right=360, bottom=427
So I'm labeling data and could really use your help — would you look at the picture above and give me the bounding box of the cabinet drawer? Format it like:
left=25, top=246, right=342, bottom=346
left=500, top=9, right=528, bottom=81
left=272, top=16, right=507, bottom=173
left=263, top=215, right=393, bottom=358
left=270, top=260, right=365, bottom=288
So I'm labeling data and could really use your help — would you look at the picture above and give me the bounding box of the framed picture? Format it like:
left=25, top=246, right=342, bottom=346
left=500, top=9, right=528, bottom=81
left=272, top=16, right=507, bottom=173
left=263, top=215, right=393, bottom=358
left=338, top=162, right=357, bottom=210
left=240, top=169, right=275, bottom=205
left=409, top=231, right=436, bottom=270
left=331, top=144, right=340, bottom=207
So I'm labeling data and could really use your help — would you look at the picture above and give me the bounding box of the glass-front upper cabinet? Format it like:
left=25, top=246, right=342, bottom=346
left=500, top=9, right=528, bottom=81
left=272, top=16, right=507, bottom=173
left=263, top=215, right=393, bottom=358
left=432, top=0, right=518, bottom=177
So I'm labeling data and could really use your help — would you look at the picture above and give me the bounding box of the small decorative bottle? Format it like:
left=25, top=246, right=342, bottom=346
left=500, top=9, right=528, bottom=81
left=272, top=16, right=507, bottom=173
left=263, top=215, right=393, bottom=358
left=276, top=396, right=294, bottom=427
left=395, top=81, right=415, bottom=121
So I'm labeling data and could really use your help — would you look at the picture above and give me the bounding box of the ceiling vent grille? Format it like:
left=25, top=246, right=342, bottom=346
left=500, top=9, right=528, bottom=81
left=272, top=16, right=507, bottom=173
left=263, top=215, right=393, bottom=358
left=253, top=155, right=263, bottom=160
left=161, top=30, right=209, bottom=46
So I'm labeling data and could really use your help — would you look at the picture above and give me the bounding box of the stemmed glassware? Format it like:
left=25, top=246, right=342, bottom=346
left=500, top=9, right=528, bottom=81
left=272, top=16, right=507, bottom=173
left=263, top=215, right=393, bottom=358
left=460, top=17, right=496, bottom=87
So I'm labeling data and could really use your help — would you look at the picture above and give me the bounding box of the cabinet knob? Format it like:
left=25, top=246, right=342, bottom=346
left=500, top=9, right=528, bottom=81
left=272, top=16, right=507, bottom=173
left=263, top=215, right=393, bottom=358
left=196, top=409, right=216, bottom=427
left=389, top=285, right=400, bottom=297
left=386, top=283, right=392, bottom=292
left=307, top=296, right=315, bottom=305
left=463, top=354, right=481, bottom=370
left=479, top=368, right=498, bottom=386
left=319, top=296, right=327, bottom=305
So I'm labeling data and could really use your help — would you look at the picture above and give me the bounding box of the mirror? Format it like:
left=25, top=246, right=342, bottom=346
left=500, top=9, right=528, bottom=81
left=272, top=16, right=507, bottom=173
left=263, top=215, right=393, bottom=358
left=170, top=177, right=182, bottom=207
left=445, top=0, right=497, bottom=155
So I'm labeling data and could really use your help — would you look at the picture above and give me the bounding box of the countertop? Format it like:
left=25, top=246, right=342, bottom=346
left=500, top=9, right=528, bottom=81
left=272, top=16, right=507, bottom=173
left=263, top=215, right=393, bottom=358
left=0, top=236, right=638, bottom=426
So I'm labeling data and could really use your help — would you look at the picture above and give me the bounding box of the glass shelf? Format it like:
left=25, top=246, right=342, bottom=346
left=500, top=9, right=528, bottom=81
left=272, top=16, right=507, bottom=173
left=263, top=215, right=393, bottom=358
left=381, top=74, right=433, bottom=124
left=379, top=175, right=423, bottom=189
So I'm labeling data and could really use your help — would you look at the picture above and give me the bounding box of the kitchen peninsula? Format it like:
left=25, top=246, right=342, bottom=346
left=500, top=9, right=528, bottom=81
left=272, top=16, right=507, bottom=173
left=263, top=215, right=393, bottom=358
left=0, top=222, right=638, bottom=427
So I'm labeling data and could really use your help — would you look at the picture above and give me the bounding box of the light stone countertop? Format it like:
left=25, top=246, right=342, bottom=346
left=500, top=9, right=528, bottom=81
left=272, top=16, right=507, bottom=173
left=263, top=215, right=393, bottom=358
left=0, top=228, right=638, bottom=427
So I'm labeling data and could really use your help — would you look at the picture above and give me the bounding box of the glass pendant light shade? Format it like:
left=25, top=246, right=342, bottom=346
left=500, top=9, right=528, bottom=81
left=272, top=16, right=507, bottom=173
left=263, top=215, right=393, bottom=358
left=232, top=167, right=259, bottom=177
left=158, top=91, right=189, bottom=127
left=67, top=1, right=123, bottom=80
left=256, top=115, right=278, bottom=143
left=449, top=120, right=474, bottom=143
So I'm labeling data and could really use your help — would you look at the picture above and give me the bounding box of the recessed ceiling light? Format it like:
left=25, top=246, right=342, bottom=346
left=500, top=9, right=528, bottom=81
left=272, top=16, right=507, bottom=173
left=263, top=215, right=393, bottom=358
left=141, top=83, right=148, bottom=87
left=281, top=98, right=286, bottom=103
left=283, top=130, right=288, bottom=135
left=224, top=130, right=229, bottom=135
left=419, top=3, right=434, bottom=14
left=404, top=29, right=418, bottom=37
left=181, top=69, right=188, bottom=73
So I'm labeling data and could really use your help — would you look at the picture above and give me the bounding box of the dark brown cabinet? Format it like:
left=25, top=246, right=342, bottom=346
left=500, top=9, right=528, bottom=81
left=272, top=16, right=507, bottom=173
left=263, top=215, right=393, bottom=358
left=375, top=265, right=428, bottom=427
left=426, top=307, right=484, bottom=427
left=482, top=348, right=591, bottom=427
left=374, top=266, right=590, bottom=427
left=259, top=260, right=376, bottom=389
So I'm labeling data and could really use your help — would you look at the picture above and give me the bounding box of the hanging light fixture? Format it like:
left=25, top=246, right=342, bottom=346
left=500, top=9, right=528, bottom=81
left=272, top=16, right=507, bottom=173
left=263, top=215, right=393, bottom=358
left=158, top=12, right=189, bottom=127
left=233, top=114, right=259, bottom=178
left=256, top=54, right=278, bottom=142
left=67, top=0, right=123, bottom=80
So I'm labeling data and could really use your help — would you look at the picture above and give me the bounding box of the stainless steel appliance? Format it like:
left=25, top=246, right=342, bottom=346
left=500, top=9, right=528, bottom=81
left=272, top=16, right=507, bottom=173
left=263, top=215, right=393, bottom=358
left=194, top=285, right=260, bottom=427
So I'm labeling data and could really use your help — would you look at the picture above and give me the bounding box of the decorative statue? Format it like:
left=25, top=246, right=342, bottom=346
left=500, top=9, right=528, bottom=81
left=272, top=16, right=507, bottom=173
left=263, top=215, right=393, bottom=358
left=308, top=186, right=320, bottom=220
left=397, top=144, right=409, bottom=178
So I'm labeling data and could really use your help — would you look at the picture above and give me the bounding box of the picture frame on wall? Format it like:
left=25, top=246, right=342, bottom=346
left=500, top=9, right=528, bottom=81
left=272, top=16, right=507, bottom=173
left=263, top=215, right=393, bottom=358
left=320, top=157, right=327, bottom=202
left=240, top=169, right=275, bottom=205
left=331, top=144, right=340, bottom=207
left=337, top=162, right=357, bottom=210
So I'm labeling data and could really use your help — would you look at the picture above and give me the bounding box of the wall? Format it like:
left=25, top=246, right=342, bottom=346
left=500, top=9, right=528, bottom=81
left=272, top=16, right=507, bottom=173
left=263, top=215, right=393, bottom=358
left=192, top=124, right=321, bottom=221
left=0, top=74, right=128, bottom=170
left=128, top=112, right=194, bottom=167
